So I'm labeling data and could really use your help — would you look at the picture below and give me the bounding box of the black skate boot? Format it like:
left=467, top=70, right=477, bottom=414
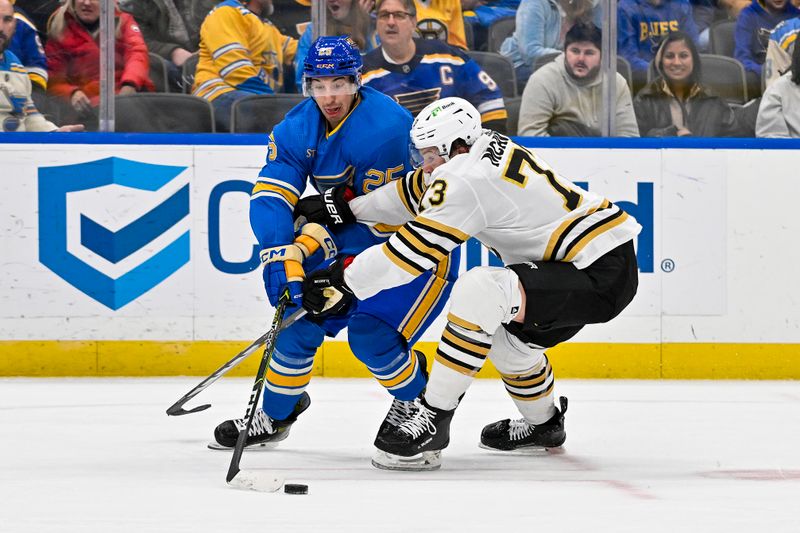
left=210, top=392, right=311, bottom=450
left=373, top=350, right=428, bottom=446
left=479, top=396, right=568, bottom=452
left=372, top=396, right=455, bottom=471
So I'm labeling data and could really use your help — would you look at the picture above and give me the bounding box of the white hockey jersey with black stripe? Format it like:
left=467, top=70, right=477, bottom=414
left=344, top=130, right=642, bottom=300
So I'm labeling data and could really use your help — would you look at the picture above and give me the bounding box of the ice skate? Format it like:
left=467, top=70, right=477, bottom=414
left=209, top=392, right=310, bottom=450
left=479, top=396, right=568, bottom=452
left=372, top=396, right=454, bottom=471
left=373, top=350, right=427, bottom=445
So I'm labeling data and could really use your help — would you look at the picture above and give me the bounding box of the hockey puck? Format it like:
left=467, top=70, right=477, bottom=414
left=284, top=483, right=308, bottom=495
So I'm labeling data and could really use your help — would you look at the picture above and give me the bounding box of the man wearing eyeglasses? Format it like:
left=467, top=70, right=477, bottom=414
left=211, top=35, right=459, bottom=452
left=363, top=0, right=507, bottom=132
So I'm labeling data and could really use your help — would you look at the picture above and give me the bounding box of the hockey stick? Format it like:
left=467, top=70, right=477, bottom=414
left=226, top=292, right=291, bottom=491
left=165, top=307, right=306, bottom=417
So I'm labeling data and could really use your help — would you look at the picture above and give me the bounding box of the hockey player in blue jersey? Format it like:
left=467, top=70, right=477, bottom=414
left=363, top=0, right=507, bottom=132
left=212, top=35, right=459, bottom=450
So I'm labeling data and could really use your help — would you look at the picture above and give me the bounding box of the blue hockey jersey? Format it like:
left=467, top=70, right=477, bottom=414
left=764, top=16, right=800, bottom=86
left=250, top=85, right=414, bottom=255
left=9, top=9, right=48, bottom=90
left=362, top=38, right=506, bottom=125
left=617, top=0, right=698, bottom=74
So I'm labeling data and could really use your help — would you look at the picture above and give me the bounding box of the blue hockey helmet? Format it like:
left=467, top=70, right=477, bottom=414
left=302, top=36, right=363, bottom=93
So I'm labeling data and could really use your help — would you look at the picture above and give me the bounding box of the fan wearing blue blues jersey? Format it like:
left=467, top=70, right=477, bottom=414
left=362, top=0, right=507, bottom=132
left=0, top=0, right=82, bottom=132
left=9, top=7, right=47, bottom=94
left=211, top=35, right=459, bottom=451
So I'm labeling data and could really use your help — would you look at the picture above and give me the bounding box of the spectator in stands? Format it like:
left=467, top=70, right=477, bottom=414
left=734, top=0, right=799, bottom=97
left=294, top=0, right=377, bottom=89
left=118, top=0, right=221, bottom=91
left=462, top=0, right=517, bottom=51
left=618, top=0, right=699, bottom=93
left=500, top=0, right=599, bottom=95
left=414, top=0, right=468, bottom=49
left=45, top=0, right=153, bottom=128
left=690, top=0, right=717, bottom=51
left=0, top=0, right=82, bottom=131
left=193, top=0, right=297, bottom=132
left=633, top=31, right=749, bottom=136
left=518, top=22, right=639, bottom=137
left=362, top=0, right=507, bottom=131
left=756, top=30, right=800, bottom=136
left=14, top=0, right=58, bottom=39
left=762, top=14, right=800, bottom=87
left=270, top=0, right=311, bottom=38
left=9, top=5, right=47, bottom=108
left=718, top=0, right=752, bottom=18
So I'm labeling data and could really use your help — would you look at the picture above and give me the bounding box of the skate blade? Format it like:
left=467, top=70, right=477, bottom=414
left=478, top=442, right=559, bottom=455
left=207, top=441, right=281, bottom=451
left=371, top=450, right=441, bottom=471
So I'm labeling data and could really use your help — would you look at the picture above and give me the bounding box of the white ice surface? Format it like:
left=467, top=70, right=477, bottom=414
left=1, top=378, right=799, bottom=533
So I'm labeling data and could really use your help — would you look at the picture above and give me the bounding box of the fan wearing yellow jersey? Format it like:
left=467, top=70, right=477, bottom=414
left=193, top=0, right=297, bottom=131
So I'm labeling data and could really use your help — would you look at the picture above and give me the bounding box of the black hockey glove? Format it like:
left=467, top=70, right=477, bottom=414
left=294, top=185, right=356, bottom=227
left=302, top=256, right=355, bottom=317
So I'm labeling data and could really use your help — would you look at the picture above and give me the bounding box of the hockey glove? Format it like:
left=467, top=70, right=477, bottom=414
left=293, top=222, right=339, bottom=271
left=261, top=244, right=305, bottom=307
left=294, top=185, right=356, bottom=228
left=260, top=223, right=339, bottom=307
left=302, top=256, right=355, bottom=317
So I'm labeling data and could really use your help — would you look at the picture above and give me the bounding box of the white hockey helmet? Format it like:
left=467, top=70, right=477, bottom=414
left=410, top=97, right=482, bottom=163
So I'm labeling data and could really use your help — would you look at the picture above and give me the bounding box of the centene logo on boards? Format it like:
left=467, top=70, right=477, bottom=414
left=208, top=180, right=655, bottom=275
left=38, top=157, right=190, bottom=310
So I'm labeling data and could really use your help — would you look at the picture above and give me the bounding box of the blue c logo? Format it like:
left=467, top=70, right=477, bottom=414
left=38, top=157, right=190, bottom=310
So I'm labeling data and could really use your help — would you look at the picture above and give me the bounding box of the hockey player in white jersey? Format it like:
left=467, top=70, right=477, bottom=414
left=302, top=97, right=642, bottom=470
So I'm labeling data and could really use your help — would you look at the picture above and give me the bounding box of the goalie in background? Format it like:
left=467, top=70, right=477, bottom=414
left=302, top=97, right=641, bottom=470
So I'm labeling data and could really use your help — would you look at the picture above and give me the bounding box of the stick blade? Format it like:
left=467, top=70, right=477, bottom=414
left=166, top=403, right=211, bottom=416
left=227, top=470, right=284, bottom=492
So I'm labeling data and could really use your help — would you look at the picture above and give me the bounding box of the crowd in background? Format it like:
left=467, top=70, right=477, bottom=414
left=1, top=0, right=799, bottom=136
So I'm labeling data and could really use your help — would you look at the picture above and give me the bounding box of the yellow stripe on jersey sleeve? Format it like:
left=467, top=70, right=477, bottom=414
left=414, top=216, right=470, bottom=243
left=251, top=182, right=300, bottom=206
left=362, top=68, right=390, bottom=84
left=481, top=109, right=508, bottom=122
left=374, top=223, right=403, bottom=233
left=396, top=226, right=449, bottom=263
left=420, top=53, right=465, bottom=65
left=396, top=179, right=415, bottom=215
left=382, top=242, right=426, bottom=276
left=410, top=169, right=426, bottom=202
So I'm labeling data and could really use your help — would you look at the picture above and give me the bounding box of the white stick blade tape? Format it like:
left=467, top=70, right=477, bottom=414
left=227, top=471, right=284, bottom=492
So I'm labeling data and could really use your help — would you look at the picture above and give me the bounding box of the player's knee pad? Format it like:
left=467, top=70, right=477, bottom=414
left=348, top=314, right=424, bottom=400
left=488, top=327, right=546, bottom=376
left=348, top=313, right=406, bottom=368
left=449, top=266, right=521, bottom=334
left=274, top=316, right=326, bottom=362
